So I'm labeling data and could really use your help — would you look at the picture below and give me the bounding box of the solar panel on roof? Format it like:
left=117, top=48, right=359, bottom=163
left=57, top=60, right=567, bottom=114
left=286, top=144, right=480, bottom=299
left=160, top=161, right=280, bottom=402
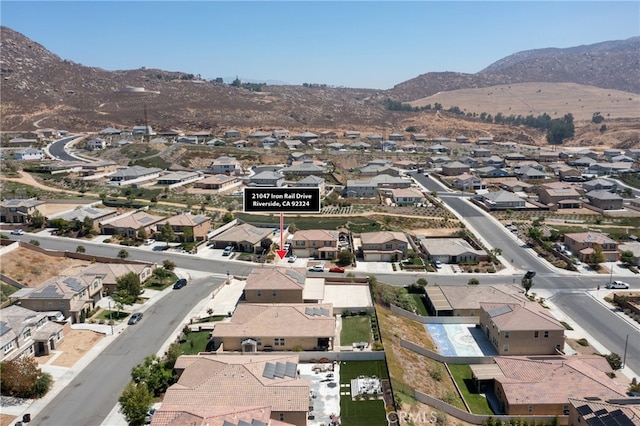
left=594, top=409, right=609, bottom=416
left=285, top=361, right=297, bottom=378
left=0, top=322, right=10, bottom=336
left=616, top=417, right=635, bottom=426
left=274, top=362, right=286, bottom=378
left=63, top=277, right=85, bottom=292
left=139, top=216, right=152, bottom=223
left=252, top=420, right=267, bottom=426
left=222, top=421, right=236, bottom=426
left=262, top=362, right=275, bottom=379
left=305, top=307, right=313, bottom=315
left=320, top=307, right=330, bottom=316
left=609, top=409, right=624, bottom=418
left=237, top=421, right=251, bottom=426
left=577, top=405, right=594, bottom=416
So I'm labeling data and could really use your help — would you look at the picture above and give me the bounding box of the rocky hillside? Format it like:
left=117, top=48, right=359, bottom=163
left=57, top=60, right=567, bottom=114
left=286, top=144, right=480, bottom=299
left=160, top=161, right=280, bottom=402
left=386, top=37, right=640, bottom=102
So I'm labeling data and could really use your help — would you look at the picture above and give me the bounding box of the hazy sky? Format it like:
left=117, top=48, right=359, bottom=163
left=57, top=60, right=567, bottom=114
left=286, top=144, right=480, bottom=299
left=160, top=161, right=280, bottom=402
left=1, top=1, right=638, bottom=89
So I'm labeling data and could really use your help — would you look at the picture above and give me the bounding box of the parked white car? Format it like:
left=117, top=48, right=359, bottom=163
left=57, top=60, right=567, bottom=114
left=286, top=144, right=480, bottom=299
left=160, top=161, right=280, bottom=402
left=10, top=229, right=24, bottom=235
left=606, top=280, right=629, bottom=289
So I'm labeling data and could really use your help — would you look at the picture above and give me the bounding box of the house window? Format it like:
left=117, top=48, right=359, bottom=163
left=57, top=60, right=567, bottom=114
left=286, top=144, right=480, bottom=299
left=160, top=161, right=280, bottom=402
left=47, top=301, right=53, bottom=309
left=23, top=329, right=31, bottom=339
left=385, top=244, right=393, bottom=249
left=534, top=331, right=539, bottom=338
left=279, top=413, right=285, bottom=421
left=3, top=341, right=13, bottom=354
left=504, top=331, right=510, bottom=339
left=257, top=290, right=262, bottom=297
left=528, top=405, right=533, bottom=413
left=503, top=344, right=509, bottom=353
left=544, top=331, right=549, bottom=338
left=256, top=338, right=262, bottom=346
left=274, top=338, right=285, bottom=346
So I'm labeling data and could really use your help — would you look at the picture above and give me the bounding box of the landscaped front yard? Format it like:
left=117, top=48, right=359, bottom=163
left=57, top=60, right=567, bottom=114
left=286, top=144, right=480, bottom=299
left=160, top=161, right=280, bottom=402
left=339, top=361, right=389, bottom=426
left=340, top=315, right=372, bottom=346
left=179, top=330, right=212, bottom=354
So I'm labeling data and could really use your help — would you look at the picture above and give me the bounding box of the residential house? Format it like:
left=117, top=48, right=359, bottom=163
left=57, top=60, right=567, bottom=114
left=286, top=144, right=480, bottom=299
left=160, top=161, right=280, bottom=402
left=499, top=180, right=533, bottom=193
left=588, top=162, right=634, bottom=176
left=291, top=229, right=339, bottom=259
left=472, top=355, right=626, bottom=416
left=564, top=232, right=618, bottom=262
left=626, top=148, right=640, bottom=160
left=85, top=138, right=106, bottom=151
left=472, top=148, right=491, bottom=158
left=400, top=143, right=421, bottom=152
left=518, top=166, right=547, bottom=181
left=477, top=166, right=509, bottom=178
left=618, top=241, right=640, bottom=267
left=576, top=149, right=599, bottom=159
left=232, top=139, right=250, bottom=148
left=319, top=130, right=337, bottom=139
left=568, top=399, right=640, bottom=426
left=108, top=166, right=162, bottom=186
left=359, top=231, right=409, bottom=261
left=272, top=129, right=290, bottom=139
left=283, top=139, right=303, bottom=150
left=248, top=130, right=270, bottom=140
left=294, top=131, right=318, bottom=142
left=209, top=156, right=242, bottom=175
left=99, top=211, right=165, bottom=238
left=156, top=213, right=210, bottom=242
left=504, top=152, right=527, bottom=162
left=350, top=141, right=371, bottom=150
left=585, top=190, right=624, bottom=210
left=131, top=125, right=154, bottom=136
left=537, top=151, right=559, bottom=162
left=18, top=274, right=104, bottom=323
left=558, top=166, right=583, bottom=182
left=393, top=159, right=420, bottom=169
left=458, top=156, right=481, bottom=168
left=411, top=133, right=428, bottom=141
left=210, top=223, right=273, bottom=253
left=479, top=302, right=565, bottom=355
left=377, top=140, right=397, bottom=151
left=366, top=133, right=383, bottom=143
left=480, top=191, right=526, bottom=210
left=282, top=160, right=326, bottom=175
left=326, top=142, right=345, bottom=151
left=295, top=175, right=325, bottom=193
left=611, top=154, right=634, bottom=163
left=441, top=161, right=470, bottom=176
left=428, top=144, right=450, bottom=154
left=8, top=137, right=39, bottom=147
left=0, top=198, right=45, bottom=224
left=156, top=171, right=202, bottom=186
left=157, top=129, right=183, bottom=138
left=243, top=268, right=308, bottom=303
left=419, top=237, right=486, bottom=264
left=424, top=284, right=526, bottom=317
left=211, top=303, right=334, bottom=352
left=456, top=135, right=470, bottom=143
left=287, top=152, right=311, bottom=165
left=344, top=130, right=361, bottom=139
left=483, top=155, right=506, bottom=168
left=193, top=174, right=238, bottom=190
left=538, top=187, right=582, bottom=208
left=358, top=164, right=400, bottom=176
left=344, top=174, right=410, bottom=198
left=450, top=173, right=486, bottom=191
left=582, top=178, right=617, bottom=192
left=156, top=354, right=310, bottom=426
left=476, top=136, right=494, bottom=145
left=77, top=160, right=119, bottom=180
left=99, top=127, right=122, bottom=136
left=249, top=170, right=285, bottom=187
left=47, top=206, right=118, bottom=231
left=0, top=305, right=66, bottom=361
left=388, top=133, right=404, bottom=141
left=570, top=156, right=598, bottom=168
left=14, top=148, right=45, bottom=161
left=176, top=136, right=199, bottom=144
left=603, top=149, right=624, bottom=159
left=391, top=187, right=425, bottom=206
left=433, top=137, right=451, bottom=143
left=261, top=137, right=278, bottom=148
left=81, top=262, right=155, bottom=294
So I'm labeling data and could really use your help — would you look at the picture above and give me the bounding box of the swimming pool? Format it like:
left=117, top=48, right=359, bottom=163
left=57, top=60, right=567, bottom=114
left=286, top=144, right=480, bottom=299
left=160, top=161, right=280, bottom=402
left=425, top=323, right=496, bottom=356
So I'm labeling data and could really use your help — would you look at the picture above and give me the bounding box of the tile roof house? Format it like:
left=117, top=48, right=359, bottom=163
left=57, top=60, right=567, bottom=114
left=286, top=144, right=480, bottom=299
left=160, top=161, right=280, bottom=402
left=108, top=166, right=162, bottom=186
left=499, top=180, right=533, bottom=193
left=0, top=305, right=66, bottom=362
left=243, top=268, right=308, bottom=303
left=473, top=355, right=627, bottom=416
left=209, top=156, right=242, bottom=175
left=441, top=161, right=470, bottom=176
left=85, top=138, right=106, bottom=151
left=156, top=171, right=202, bottom=186
left=99, top=211, right=165, bottom=238
left=156, top=213, right=211, bottom=242
left=211, top=304, right=335, bottom=352
left=390, top=187, right=425, bottom=206
left=223, top=129, right=241, bottom=139
left=155, top=354, right=310, bottom=426
left=582, top=178, right=617, bottom=192
left=585, top=190, right=623, bottom=210
left=210, top=223, right=273, bottom=253
left=14, top=148, right=45, bottom=161
left=564, top=232, right=618, bottom=263
left=480, top=191, right=526, bottom=210
left=249, top=171, right=285, bottom=187
left=47, top=206, right=118, bottom=231
left=0, top=198, right=45, bottom=224
left=281, top=160, right=327, bottom=175
left=193, top=174, right=238, bottom=190
left=537, top=187, right=582, bottom=208
left=424, top=284, right=526, bottom=317
left=479, top=302, right=564, bottom=355
left=419, top=237, right=486, bottom=264
left=18, top=274, right=104, bottom=323
left=450, top=173, right=486, bottom=191
left=344, top=174, right=410, bottom=198
left=359, top=231, right=409, bottom=262
left=81, top=262, right=155, bottom=294
left=291, top=229, right=340, bottom=259
left=295, top=175, right=325, bottom=194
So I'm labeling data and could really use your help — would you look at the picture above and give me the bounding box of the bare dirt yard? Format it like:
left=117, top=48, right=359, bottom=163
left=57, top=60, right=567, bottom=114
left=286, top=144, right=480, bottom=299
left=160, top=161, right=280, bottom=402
left=0, top=247, right=90, bottom=287
left=36, top=329, right=104, bottom=368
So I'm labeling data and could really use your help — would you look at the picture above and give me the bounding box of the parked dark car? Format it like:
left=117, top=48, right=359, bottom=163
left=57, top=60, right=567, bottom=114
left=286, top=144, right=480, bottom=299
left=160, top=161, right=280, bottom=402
left=524, top=271, right=536, bottom=279
left=173, top=278, right=187, bottom=289
left=128, top=312, right=143, bottom=325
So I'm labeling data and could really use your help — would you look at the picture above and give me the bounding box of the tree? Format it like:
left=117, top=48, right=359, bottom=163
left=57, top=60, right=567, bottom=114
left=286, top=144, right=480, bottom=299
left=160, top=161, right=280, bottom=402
left=117, top=249, right=129, bottom=259
left=605, top=352, right=622, bottom=371
left=260, top=238, right=273, bottom=252
left=29, top=239, right=40, bottom=246
left=131, top=355, right=176, bottom=397
left=119, top=381, right=154, bottom=426
left=0, top=356, right=52, bottom=398
left=620, top=250, right=635, bottom=266
left=590, top=245, right=606, bottom=265
left=416, top=278, right=428, bottom=287
left=182, top=227, right=194, bottom=243
left=80, top=216, right=94, bottom=236
left=591, top=112, right=604, bottom=124
left=117, top=271, right=142, bottom=299
left=468, top=278, right=479, bottom=285
left=159, top=222, right=175, bottom=246
left=164, top=343, right=182, bottom=369
left=162, top=259, right=176, bottom=271
left=137, top=227, right=147, bottom=241
left=221, top=212, right=234, bottom=224
left=521, top=277, right=534, bottom=296
left=337, top=249, right=354, bottom=266
left=528, top=227, right=542, bottom=240
left=29, top=209, right=45, bottom=229
left=546, top=114, right=575, bottom=146
left=76, top=245, right=86, bottom=253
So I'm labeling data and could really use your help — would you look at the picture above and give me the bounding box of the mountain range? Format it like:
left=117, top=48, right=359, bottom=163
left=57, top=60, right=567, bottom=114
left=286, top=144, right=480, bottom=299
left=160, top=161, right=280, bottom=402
left=1, top=26, right=638, bottom=141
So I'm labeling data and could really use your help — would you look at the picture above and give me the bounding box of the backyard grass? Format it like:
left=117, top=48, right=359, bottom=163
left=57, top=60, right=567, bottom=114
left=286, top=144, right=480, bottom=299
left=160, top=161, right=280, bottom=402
left=447, top=364, right=493, bottom=415
left=180, top=330, right=212, bottom=354
left=340, top=316, right=372, bottom=346
left=1, top=283, right=18, bottom=307
left=339, top=361, right=389, bottom=426
left=411, top=294, right=429, bottom=316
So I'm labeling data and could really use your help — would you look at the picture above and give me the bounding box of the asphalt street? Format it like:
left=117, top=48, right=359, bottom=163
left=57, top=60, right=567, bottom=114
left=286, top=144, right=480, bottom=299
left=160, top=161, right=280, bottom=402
left=47, top=136, right=84, bottom=162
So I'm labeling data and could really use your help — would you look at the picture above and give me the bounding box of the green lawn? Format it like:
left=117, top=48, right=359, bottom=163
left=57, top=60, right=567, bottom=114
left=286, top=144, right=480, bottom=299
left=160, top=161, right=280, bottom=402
left=179, top=330, right=212, bottom=355
left=411, top=294, right=429, bottom=316
left=340, top=361, right=389, bottom=426
left=95, top=309, right=129, bottom=321
left=1, top=283, right=19, bottom=306
left=341, top=316, right=372, bottom=346
left=145, top=272, right=178, bottom=290
left=447, top=364, right=493, bottom=415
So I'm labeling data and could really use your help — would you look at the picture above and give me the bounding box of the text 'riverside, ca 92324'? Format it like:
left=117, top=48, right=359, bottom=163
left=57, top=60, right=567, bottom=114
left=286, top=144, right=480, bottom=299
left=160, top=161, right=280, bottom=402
left=243, top=187, right=321, bottom=213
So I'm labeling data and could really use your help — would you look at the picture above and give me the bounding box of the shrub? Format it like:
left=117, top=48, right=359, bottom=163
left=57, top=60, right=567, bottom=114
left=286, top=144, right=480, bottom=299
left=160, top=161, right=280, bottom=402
left=430, top=365, right=444, bottom=381
left=577, top=338, right=589, bottom=346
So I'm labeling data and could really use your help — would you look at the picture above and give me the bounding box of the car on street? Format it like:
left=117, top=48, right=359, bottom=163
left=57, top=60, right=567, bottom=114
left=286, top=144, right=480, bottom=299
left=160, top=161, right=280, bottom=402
left=128, top=312, right=143, bottom=325
left=10, top=229, right=24, bottom=235
left=287, top=255, right=297, bottom=263
left=606, top=280, right=629, bottom=289
left=329, top=266, right=345, bottom=273
left=144, top=239, right=156, bottom=246
left=308, top=264, right=325, bottom=272
left=524, top=270, right=537, bottom=279
left=173, top=278, right=187, bottom=289
left=222, top=246, right=234, bottom=256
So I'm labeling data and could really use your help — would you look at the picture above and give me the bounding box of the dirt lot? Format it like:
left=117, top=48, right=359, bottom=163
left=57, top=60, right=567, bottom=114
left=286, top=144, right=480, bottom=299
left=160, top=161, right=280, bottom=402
left=36, top=329, right=104, bottom=368
left=0, top=247, right=90, bottom=287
